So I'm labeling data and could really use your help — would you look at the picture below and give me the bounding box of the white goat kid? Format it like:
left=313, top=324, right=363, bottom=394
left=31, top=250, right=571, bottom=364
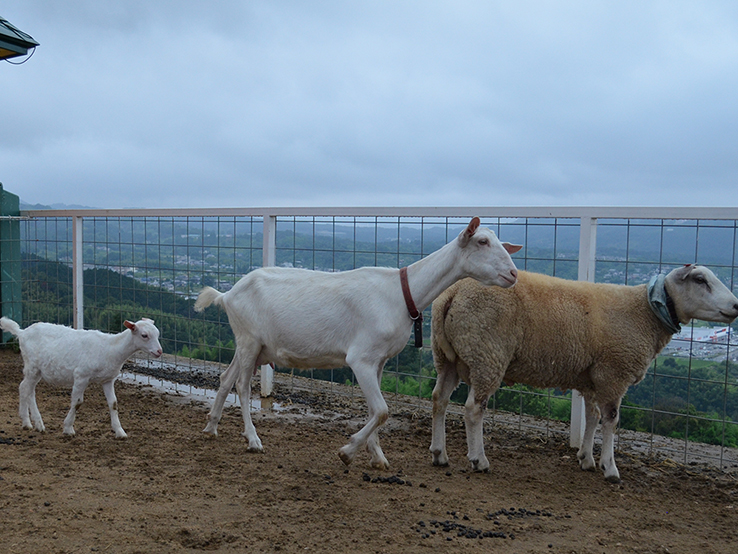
left=0, top=317, right=163, bottom=438
left=194, top=217, right=521, bottom=469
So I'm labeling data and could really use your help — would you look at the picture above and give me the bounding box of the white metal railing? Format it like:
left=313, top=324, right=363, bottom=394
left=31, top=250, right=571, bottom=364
left=18, top=206, right=738, bottom=464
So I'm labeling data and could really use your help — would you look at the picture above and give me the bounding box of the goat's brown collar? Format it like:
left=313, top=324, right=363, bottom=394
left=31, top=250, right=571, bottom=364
left=399, top=267, right=422, bottom=321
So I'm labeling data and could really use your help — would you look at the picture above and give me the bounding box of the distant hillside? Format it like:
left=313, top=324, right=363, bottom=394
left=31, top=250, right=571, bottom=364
left=20, top=201, right=99, bottom=210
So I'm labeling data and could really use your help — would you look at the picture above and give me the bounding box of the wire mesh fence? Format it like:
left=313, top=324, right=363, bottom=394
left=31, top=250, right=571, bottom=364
left=8, top=207, right=738, bottom=469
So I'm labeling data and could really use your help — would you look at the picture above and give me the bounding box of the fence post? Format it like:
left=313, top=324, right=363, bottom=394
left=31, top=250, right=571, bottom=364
left=73, top=216, right=84, bottom=329
left=0, top=184, right=22, bottom=342
left=570, top=215, right=597, bottom=448
left=259, top=214, right=277, bottom=396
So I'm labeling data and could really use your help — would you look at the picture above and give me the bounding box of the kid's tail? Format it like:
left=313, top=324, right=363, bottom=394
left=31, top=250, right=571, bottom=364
left=194, top=286, right=225, bottom=313
left=0, top=317, right=22, bottom=338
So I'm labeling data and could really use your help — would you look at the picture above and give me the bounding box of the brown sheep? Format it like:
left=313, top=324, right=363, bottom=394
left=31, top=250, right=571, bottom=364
left=430, top=265, right=738, bottom=482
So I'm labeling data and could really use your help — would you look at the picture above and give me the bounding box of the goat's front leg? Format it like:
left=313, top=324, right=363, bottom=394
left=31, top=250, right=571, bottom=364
left=101, top=380, right=127, bottom=439
left=63, top=379, right=89, bottom=436
left=234, top=363, right=263, bottom=452
left=339, top=359, right=389, bottom=469
left=464, top=386, right=490, bottom=472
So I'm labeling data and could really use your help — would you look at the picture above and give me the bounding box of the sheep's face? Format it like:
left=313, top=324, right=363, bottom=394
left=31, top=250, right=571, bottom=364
left=125, top=318, right=164, bottom=358
left=666, top=265, right=738, bottom=324
left=457, top=217, right=521, bottom=288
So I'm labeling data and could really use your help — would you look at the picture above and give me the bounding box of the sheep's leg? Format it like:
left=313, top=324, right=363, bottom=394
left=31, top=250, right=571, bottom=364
left=18, top=374, right=45, bottom=432
left=101, top=380, right=127, bottom=439
left=598, top=399, right=622, bottom=483
left=429, top=361, right=459, bottom=467
left=63, top=379, right=89, bottom=436
left=464, top=386, right=490, bottom=472
left=234, top=362, right=263, bottom=452
left=577, top=396, right=599, bottom=472
left=339, top=358, right=389, bottom=469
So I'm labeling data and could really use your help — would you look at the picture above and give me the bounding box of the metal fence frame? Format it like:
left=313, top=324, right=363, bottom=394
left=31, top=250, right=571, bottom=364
left=15, top=205, right=738, bottom=465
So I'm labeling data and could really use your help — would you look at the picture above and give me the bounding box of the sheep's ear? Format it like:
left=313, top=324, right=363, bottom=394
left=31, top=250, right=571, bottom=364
left=124, top=320, right=137, bottom=332
left=674, top=264, right=695, bottom=281
left=458, top=217, right=481, bottom=247
left=503, top=242, right=523, bottom=254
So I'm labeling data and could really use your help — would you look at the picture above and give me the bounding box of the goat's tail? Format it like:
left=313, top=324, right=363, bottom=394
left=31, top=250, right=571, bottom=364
left=0, top=317, right=22, bottom=338
left=194, top=286, right=224, bottom=313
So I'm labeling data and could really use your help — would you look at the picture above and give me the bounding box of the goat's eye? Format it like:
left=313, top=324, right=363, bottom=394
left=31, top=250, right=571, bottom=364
left=478, top=238, right=489, bottom=246
left=141, top=333, right=148, bottom=339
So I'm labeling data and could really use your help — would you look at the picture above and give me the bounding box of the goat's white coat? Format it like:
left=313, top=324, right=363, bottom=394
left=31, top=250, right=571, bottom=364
left=430, top=264, right=738, bottom=482
left=0, top=318, right=163, bottom=438
left=194, top=217, right=521, bottom=468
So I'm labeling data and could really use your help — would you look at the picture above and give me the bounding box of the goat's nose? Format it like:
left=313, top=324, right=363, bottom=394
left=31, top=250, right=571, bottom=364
left=510, top=268, right=518, bottom=281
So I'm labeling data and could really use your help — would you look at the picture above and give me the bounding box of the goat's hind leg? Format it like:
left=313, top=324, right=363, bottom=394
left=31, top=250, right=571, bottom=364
left=19, top=373, right=45, bottom=432
left=234, top=362, right=263, bottom=452
left=101, top=379, right=127, bottom=439
left=203, top=358, right=240, bottom=436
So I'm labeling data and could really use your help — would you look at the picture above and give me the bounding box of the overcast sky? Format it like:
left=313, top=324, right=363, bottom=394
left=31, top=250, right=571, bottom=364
left=2, top=1, right=738, bottom=210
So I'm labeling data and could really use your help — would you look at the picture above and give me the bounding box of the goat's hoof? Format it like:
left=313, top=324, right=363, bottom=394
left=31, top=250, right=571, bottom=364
left=605, top=474, right=622, bottom=484
left=115, top=432, right=128, bottom=439
left=338, top=448, right=354, bottom=467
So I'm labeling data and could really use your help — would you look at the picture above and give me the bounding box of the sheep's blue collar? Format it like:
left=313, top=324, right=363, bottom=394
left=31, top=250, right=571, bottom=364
left=647, top=274, right=681, bottom=335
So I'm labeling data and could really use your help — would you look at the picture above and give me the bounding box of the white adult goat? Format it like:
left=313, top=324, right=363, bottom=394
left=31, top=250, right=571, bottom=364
left=194, top=217, right=521, bottom=469
left=0, top=317, right=163, bottom=438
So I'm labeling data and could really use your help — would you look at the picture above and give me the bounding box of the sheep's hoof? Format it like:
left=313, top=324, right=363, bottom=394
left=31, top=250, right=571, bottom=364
left=370, top=458, right=390, bottom=471
left=469, top=459, right=490, bottom=473
left=202, top=425, right=218, bottom=437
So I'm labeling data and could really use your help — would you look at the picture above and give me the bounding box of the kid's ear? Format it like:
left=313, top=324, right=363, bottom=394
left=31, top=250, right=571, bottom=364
left=124, top=320, right=137, bottom=332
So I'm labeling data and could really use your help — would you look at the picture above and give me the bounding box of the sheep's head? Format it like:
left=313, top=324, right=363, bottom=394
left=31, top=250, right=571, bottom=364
left=124, top=318, right=163, bottom=358
left=457, top=217, right=521, bottom=288
left=665, top=265, right=738, bottom=324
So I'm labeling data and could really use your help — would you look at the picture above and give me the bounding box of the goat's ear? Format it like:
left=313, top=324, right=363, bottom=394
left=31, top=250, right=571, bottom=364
left=503, top=242, right=523, bottom=254
left=458, top=217, right=481, bottom=247
left=124, top=320, right=136, bottom=332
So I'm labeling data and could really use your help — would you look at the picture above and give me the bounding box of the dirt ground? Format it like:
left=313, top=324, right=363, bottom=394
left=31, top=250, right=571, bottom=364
left=2, top=349, right=738, bottom=554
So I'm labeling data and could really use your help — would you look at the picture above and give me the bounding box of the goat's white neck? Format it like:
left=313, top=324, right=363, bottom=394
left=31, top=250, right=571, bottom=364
left=403, top=239, right=465, bottom=312
left=109, top=329, right=138, bottom=365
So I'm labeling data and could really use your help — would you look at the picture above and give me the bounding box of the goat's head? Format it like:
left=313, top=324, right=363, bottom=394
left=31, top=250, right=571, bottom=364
left=124, top=318, right=163, bottom=358
left=665, top=265, right=738, bottom=324
left=457, top=217, right=521, bottom=288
